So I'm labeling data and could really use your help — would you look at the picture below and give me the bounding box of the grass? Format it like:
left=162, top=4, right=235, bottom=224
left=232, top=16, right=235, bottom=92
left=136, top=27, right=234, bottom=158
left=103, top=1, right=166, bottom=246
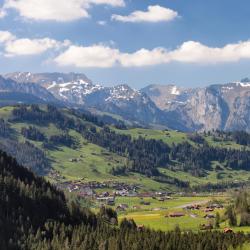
left=113, top=128, right=189, bottom=145
left=116, top=196, right=226, bottom=231
left=205, top=135, right=250, bottom=150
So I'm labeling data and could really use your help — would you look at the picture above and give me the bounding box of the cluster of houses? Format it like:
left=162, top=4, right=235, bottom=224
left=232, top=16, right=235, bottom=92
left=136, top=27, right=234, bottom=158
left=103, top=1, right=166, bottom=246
left=48, top=170, right=65, bottom=182
left=55, top=180, right=140, bottom=197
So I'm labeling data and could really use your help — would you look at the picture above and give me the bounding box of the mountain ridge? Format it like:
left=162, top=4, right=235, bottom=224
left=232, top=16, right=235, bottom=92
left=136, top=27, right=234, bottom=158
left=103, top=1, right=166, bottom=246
left=3, top=72, right=250, bottom=132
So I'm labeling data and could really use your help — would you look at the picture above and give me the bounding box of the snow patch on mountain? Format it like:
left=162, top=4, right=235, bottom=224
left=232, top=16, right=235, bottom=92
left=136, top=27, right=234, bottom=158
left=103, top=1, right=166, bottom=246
left=171, top=86, right=180, bottom=95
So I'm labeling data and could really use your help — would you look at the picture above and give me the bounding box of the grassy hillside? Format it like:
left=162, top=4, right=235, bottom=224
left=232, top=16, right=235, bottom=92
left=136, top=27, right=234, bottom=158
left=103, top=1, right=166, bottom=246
left=1, top=105, right=250, bottom=193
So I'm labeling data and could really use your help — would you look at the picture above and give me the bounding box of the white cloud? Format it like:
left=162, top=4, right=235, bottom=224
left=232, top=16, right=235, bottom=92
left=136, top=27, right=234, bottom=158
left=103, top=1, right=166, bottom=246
left=112, top=5, right=178, bottom=23
left=54, top=45, right=120, bottom=68
left=0, top=31, right=16, bottom=43
left=97, top=20, right=107, bottom=26
left=0, top=30, right=70, bottom=56
left=54, top=40, right=250, bottom=68
left=0, top=8, right=6, bottom=18
left=88, top=0, right=124, bottom=6
left=169, top=41, right=250, bottom=63
left=119, top=48, right=170, bottom=67
left=5, top=38, right=70, bottom=57
left=3, top=0, right=125, bottom=22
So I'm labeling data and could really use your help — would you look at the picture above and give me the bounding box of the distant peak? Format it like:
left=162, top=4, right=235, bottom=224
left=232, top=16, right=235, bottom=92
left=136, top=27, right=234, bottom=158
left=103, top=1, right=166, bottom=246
left=241, top=77, right=250, bottom=83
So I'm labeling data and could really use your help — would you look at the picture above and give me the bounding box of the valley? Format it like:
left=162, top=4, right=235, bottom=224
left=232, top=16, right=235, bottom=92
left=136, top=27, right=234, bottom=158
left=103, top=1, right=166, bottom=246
left=1, top=104, right=250, bottom=235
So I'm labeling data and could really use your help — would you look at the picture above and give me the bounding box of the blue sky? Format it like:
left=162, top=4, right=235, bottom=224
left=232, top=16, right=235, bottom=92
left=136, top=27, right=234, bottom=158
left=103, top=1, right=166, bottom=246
left=0, top=0, right=250, bottom=88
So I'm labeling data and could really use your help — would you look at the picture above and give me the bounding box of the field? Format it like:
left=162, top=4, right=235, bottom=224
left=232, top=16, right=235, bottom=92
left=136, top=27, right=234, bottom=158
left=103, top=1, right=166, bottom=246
left=113, top=196, right=224, bottom=231
left=99, top=195, right=250, bottom=233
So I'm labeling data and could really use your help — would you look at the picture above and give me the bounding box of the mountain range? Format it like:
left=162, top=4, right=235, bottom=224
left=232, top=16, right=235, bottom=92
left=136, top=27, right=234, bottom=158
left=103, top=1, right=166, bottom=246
left=2, top=72, right=250, bottom=132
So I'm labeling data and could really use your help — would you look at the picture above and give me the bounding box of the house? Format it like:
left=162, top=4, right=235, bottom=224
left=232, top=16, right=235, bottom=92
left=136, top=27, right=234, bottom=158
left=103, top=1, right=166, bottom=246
left=137, top=225, right=145, bottom=231
left=107, top=199, right=115, bottom=206
left=204, top=208, right=214, bottom=213
left=185, top=204, right=201, bottom=210
left=116, top=206, right=126, bottom=212
left=224, top=228, right=233, bottom=233
left=168, top=212, right=185, bottom=218
left=140, top=201, right=151, bottom=205
left=133, top=205, right=141, bottom=210
left=152, top=207, right=161, bottom=211
left=97, top=196, right=115, bottom=206
left=116, top=204, right=128, bottom=211
left=204, top=214, right=215, bottom=219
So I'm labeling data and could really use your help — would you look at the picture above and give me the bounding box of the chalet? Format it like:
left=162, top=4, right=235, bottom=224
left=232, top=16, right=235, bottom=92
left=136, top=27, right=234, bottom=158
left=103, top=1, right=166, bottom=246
left=137, top=225, right=145, bottom=231
left=116, top=206, right=126, bottom=212
left=204, top=208, right=214, bottom=213
left=190, top=213, right=198, bottom=218
left=169, top=212, right=185, bottom=218
left=185, top=204, right=201, bottom=210
left=152, top=207, right=161, bottom=211
left=204, top=214, right=215, bottom=219
left=116, top=204, right=129, bottom=211
left=140, top=201, right=151, bottom=205
left=97, top=196, right=115, bottom=206
left=224, top=228, right=233, bottom=233
left=133, top=205, right=141, bottom=210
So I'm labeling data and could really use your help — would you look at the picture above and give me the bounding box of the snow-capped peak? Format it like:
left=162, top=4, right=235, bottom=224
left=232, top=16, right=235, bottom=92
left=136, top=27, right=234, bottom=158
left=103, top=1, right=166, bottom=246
left=171, top=86, right=180, bottom=95
left=105, top=84, right=140, bottom=102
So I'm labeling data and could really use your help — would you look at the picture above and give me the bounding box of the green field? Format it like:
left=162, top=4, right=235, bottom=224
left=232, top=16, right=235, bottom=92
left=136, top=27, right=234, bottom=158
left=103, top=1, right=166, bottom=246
left=105, top=196, right=250, bottom=233
left=114, top=196, right=223, bottom=231
left=114, top=127, right=189, bottom=145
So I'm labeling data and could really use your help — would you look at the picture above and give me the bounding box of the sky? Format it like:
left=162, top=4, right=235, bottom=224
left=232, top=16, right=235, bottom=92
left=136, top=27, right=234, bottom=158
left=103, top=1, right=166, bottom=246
left=0, top=0, right=250, bottom=88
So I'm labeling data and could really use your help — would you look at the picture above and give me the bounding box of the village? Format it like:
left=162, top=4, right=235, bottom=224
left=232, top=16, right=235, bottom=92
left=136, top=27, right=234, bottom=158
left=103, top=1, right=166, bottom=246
left=49, top=169, right=233, bottom=232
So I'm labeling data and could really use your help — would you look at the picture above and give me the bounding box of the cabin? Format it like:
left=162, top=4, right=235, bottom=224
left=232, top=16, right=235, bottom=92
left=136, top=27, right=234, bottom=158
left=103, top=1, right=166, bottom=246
left=204, top=208, right=214, bottom=213
left=97, top=196, right=115, bottom=206
left=140, top=201, right=151, bottom=205
left=133, top=205, right=141, bottom=210
left=204, top=214, right=215, bottom=219
left=185, top=204, right=201, bottom=210
left=224, top=228, right=233, bottom=233
left=137, top=225, right=145, bottom=231
left=168, top=212, right=185, bottom=218
left=116, top=204, right=128, bottom=211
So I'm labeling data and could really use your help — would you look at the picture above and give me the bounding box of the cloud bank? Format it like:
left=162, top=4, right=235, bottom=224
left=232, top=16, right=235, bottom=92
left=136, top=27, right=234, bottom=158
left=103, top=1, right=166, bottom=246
left=54, top=40, right=250, bottom=68
left=1, top=31, right=250, bottom=67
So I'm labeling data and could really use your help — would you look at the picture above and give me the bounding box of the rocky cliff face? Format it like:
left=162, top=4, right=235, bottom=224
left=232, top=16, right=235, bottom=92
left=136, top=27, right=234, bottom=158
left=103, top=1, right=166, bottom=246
left=142, top=80, right=250, bottom=132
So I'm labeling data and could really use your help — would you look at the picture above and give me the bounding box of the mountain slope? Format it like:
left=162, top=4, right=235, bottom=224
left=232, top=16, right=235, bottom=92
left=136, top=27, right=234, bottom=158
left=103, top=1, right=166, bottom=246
left=1, top=104, right=250, bottom=193
left=142, top=80, right=250, bottom=132
left=0, top=75, right=59, bottom=104
left=5, top=71, right=92, bottom=87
